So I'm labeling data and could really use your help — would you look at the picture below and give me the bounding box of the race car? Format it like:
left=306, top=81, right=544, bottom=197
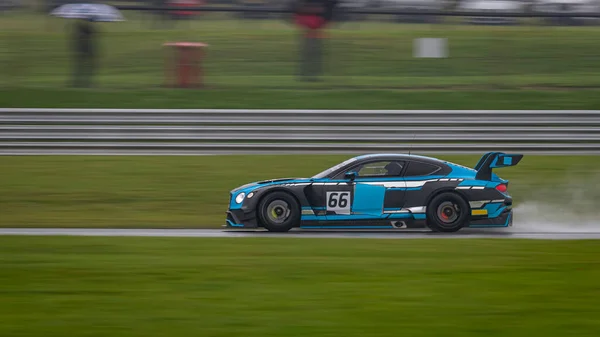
left=225, top=152, right=523, bottom=232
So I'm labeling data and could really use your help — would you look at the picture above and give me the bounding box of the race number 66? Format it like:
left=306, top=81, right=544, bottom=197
left=326, top=191, right=351, bottom=214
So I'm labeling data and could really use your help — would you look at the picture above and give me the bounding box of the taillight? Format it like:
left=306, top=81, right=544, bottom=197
left=495, top=184, right=507, bottom=193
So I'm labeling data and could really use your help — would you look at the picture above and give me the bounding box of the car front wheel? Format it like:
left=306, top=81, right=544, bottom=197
left=257, top=191, right=300, bottom=232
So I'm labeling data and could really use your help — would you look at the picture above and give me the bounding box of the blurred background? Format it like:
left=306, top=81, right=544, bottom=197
left=3, top=4, right=600, bottom=336
left=3, top=0, right=600, bottom=89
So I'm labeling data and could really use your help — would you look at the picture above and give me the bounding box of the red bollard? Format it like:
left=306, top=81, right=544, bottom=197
left=163, top=42, right=208, bottom=88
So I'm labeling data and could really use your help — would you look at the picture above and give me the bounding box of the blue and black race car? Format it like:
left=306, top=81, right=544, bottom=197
left=226, top=152, right=523, bottom=232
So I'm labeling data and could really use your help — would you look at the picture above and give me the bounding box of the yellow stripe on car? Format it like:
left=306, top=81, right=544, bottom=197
left=471, top=209, right=488, bottom=216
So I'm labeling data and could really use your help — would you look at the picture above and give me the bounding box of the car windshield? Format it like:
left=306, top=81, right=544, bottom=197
left=311, top=157, right=358, bottom=179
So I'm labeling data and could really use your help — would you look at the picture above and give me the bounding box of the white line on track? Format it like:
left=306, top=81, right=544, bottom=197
left=1, top=228, right=600, bottom=240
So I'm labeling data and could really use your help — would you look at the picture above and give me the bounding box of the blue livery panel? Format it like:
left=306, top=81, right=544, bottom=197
left=351, top=183, right=386, bottom=217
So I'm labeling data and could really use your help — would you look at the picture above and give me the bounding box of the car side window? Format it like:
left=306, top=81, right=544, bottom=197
left=335, top=160, right=405, bottom=179
left=403, top=161, right=441, bottom=177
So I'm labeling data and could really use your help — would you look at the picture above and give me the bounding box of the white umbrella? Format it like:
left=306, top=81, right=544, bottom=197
left=51, top=3, right=125, bottom=22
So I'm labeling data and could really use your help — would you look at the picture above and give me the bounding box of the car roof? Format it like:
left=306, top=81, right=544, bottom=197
left=353, top=153, right=446, bottom=164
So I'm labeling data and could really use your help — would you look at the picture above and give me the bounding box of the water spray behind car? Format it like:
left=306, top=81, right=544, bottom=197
left=512, top=172, right=600, bottom=233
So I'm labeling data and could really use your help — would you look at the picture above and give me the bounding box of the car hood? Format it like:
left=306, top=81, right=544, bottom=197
left=231, top=177, right=312, bottom=193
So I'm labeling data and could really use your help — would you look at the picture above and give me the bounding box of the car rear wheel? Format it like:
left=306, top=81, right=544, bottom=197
left=257, top=191, right=300, bottom=232
left=426, top=192, right=469, bottom=232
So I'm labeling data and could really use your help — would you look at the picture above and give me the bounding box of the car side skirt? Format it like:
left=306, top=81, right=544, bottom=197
left=299, top=218, right=428, bottom=229
left=226, top=208, right=513, bottom=229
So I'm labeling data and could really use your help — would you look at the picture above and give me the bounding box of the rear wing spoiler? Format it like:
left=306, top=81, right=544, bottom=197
left=474, top=152, right=524, bottom=180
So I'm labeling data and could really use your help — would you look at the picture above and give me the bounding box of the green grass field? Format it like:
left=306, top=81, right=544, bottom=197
left=4, top=11, right=600, bottom=109
left=3, top=11, right=600, bottom=89
left=4, top=87, right=600, bottom=109
left=1, top=155, right=599, bottom=228
left=1, top=236, right=600, bottom=337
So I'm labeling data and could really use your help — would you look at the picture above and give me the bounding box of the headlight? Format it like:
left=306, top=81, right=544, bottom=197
left=235, top=192, right=246, bottom=204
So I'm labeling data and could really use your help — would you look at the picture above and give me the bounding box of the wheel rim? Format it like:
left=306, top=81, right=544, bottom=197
left=436, top=201, right=460, bottom=225
left=266, top=200, right=291, bottom=224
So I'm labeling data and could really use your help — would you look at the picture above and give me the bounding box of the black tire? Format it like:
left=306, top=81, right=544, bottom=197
left=257, top=191, right=301, bottom=232
left=426, top=192, right=469, bottom=233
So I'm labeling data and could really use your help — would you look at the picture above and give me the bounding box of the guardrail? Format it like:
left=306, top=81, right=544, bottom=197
left=1, top=109, right=600, bottom=155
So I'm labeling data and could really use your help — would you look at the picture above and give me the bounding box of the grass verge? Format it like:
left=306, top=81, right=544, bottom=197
left=1, top=236, right=600, bottom=337
left=3, top=88, right=600, bottom=109
left=1, top=155, right=599, bottom=228
left=3, top=14, right=600, bottom=89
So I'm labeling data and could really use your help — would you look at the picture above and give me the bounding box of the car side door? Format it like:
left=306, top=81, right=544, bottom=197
left=305, top=179, right=354, bottom=218
left=327, top=160, right=407, bottom=219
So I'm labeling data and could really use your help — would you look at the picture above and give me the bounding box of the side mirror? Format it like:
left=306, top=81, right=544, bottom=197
left=344, top=171, right=358, bottom=181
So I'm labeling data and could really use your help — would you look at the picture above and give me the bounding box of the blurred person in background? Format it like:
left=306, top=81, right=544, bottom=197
left=71, top=17, right=98, bottom=88
left=170, top=0, right=204, bottom=21
left=151, top=0, right=172, bottom=28
left=291, top=0, right=338, bottom=81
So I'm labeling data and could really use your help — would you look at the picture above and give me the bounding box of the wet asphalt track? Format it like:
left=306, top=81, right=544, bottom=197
left=1, top=228, right=600, bottom=239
